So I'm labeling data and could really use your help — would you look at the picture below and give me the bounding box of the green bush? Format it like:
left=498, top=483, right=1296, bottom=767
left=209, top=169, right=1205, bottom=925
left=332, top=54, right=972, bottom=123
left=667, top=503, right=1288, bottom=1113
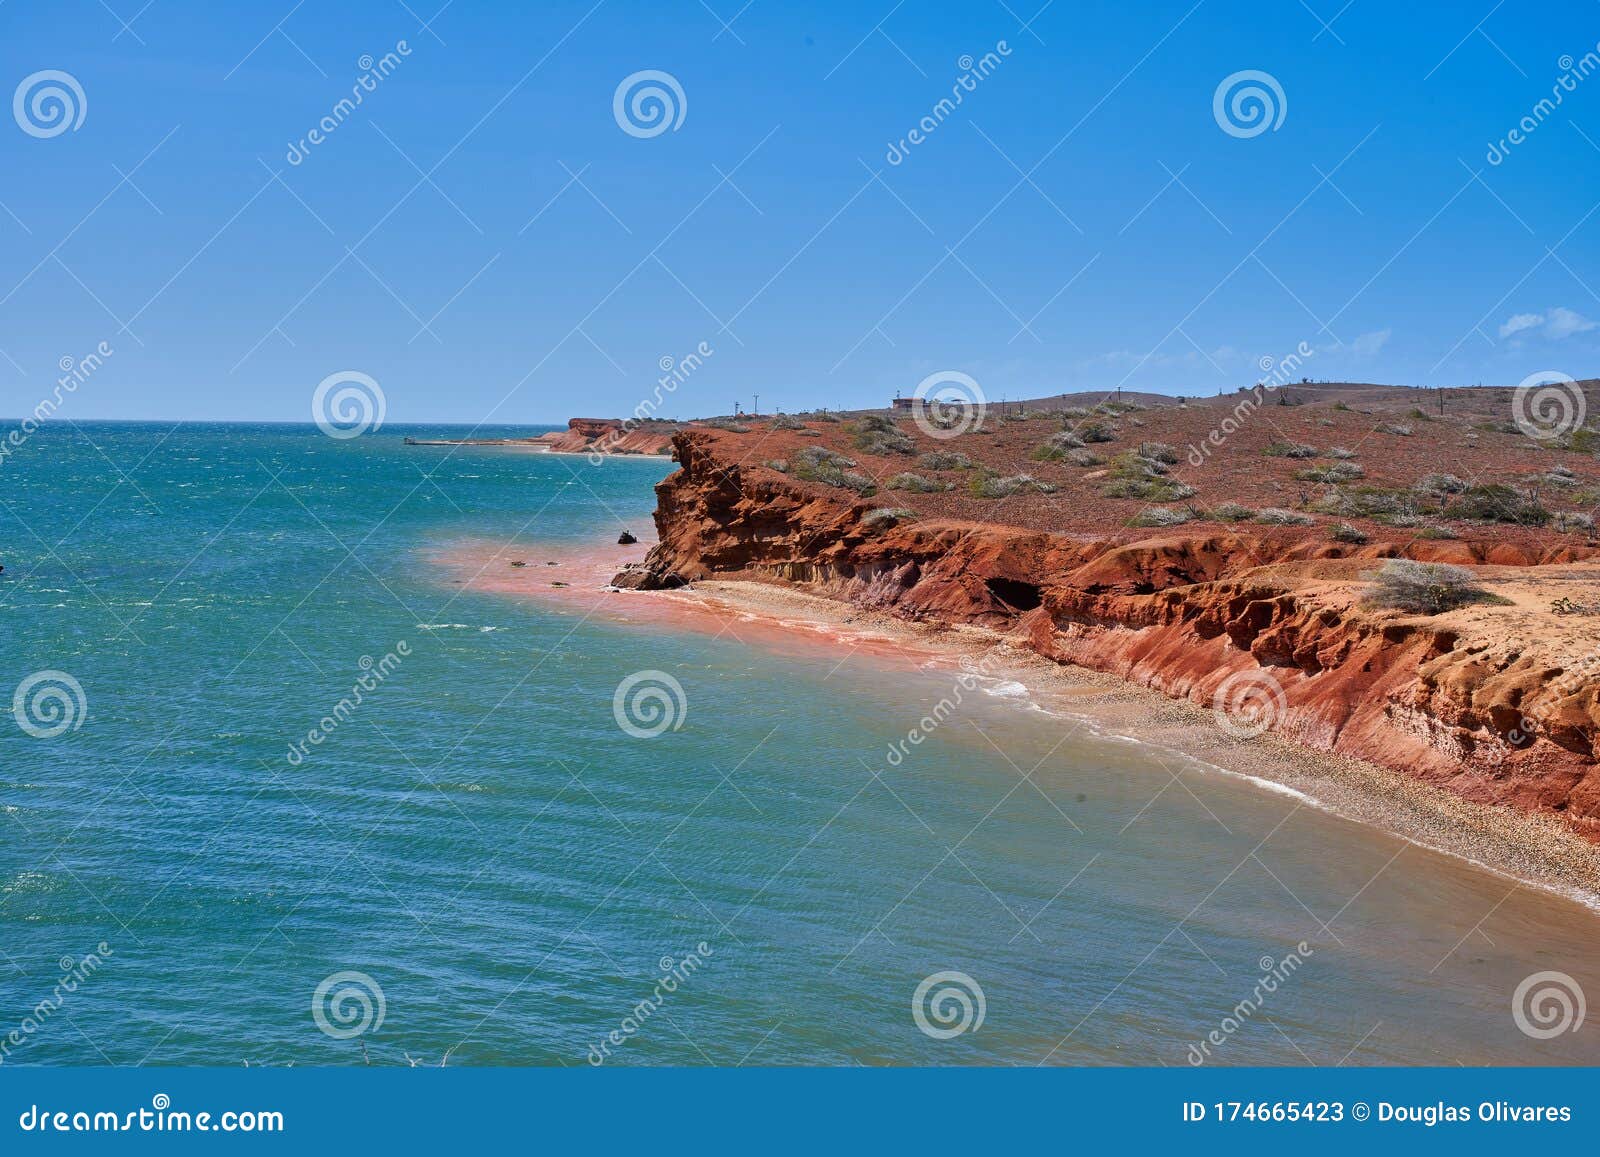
left=861, top=507, right=916, bottom=529
left=1210, top=501, right=1255, bottom=522
left=883, top=472, right=950, bottom=493
left=851, top=415, right=915, bottom=455
left=1264, top=441, right=1317, bottom=458
left=1448, top=484, right=1550, bottom=525
left=1255, top=508, right=1315, bottom=526
left=1127, top=507, right=1194, bottom=528
left=917, top=450, right=972, bottom=471
left=1364, top=560, right=1501, bottom=614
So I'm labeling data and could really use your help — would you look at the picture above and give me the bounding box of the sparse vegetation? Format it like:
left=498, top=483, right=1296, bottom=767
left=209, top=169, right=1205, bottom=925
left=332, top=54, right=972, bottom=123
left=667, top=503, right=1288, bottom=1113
left=884, top=471, right=951, bottom=493
left=1562, top=428, right=1598, bottom=453
left=851, top=414, right=915, bottom=455
left=1099, top=449, right=1196, bottom=501
left=918, top=450, right=972, bottom=471
left=702, top=418, right=751, bottom=433
left=1210, top=501, right=1255, bottom=522
left=1416, top=473, right=1467, bottom=496
left=1030, top=431, right=1086, bottom=461
left=1255, top=508, right=1316, bottom=526
left=1328, top=522, right=1369, bottom=544
left=861, top=507, right=916, bottom=529
left=969, top=471, right=1057, bottom=498
left=1448, top=484, right=1550, bottom=526
left=1264, top=441, right=1317, bottom=458
left=790, top=446, right=876, bottom=495
left=1137, top=441, right=1180, bottom=465
left=1381, top=423, right=1414, bottom=437
left=1128, top=507, right=1195, bottom=528
left=1078, top=420, right=1118, bottom=443
left=1327, top=446, right=1358, bottom=459
left=1295, top=462, right=1365, bottom=483
left=768, top=414, right=807, bottom=430
left=1553, top=511, right=1596, bottom=533
left=1364, top=559, right=1504, bottom=615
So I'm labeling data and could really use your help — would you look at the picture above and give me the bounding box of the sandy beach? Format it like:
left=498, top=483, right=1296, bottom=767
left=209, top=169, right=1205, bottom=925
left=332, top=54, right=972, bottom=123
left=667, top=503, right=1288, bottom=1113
left=431, top=535, right=1600, bottom=911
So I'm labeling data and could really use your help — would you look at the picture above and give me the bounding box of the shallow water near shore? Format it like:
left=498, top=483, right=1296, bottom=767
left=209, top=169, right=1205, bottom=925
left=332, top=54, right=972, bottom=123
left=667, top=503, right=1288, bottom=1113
left=3, top=423, right=1598, bottom=1066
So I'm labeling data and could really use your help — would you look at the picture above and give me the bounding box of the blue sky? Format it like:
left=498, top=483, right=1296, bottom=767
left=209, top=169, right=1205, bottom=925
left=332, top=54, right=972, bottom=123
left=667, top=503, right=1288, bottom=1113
left=2, top=0, right=1598, bottom=422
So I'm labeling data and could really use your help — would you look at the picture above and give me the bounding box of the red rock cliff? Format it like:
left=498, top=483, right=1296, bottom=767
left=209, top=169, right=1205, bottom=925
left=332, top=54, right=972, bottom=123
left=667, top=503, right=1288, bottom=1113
left=620, top=430, right=1600, bottom=839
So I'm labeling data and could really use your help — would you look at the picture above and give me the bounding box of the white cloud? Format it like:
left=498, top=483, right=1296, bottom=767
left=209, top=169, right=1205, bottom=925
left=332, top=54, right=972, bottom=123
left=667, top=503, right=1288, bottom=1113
left=1499, top=312, right=1543, bottom=338
left=1544, top=306, right=1596, bottom=339
left=1499, top=307, right=1596, bottom=341
left=1314, top=328, right=1390, bottom=358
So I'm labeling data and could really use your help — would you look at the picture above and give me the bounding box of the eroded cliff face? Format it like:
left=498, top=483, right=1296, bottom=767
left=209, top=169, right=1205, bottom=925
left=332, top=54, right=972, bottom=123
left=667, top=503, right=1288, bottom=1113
left=619, top=432, right=1600, bottom=839
left=536, top=418, right=677, bottom=456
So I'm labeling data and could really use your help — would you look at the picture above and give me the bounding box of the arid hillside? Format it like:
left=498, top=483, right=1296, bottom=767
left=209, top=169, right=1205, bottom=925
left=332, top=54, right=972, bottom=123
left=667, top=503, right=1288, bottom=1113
left=613, top=381, right=1600, bottom=839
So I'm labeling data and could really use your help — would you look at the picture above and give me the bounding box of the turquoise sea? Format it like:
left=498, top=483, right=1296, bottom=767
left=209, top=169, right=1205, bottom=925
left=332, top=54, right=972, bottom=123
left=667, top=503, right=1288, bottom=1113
left=2, top=423, right=1597, bottom=1067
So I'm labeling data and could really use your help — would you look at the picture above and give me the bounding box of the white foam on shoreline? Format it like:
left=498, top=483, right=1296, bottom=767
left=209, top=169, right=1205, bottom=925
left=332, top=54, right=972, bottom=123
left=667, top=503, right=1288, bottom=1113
left=933, top=650, right=1600, bottom=914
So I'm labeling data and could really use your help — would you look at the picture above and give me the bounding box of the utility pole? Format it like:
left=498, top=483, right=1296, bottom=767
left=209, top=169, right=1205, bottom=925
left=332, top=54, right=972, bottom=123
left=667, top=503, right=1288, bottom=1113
left=754, top=394, right=760, bottom=417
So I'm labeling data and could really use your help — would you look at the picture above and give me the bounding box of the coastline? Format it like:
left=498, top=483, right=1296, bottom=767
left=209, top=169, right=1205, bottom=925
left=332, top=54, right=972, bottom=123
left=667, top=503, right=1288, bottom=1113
left=432, top=536, right=1600, bottom=912
left=678, top=577, right=1600, bottom=912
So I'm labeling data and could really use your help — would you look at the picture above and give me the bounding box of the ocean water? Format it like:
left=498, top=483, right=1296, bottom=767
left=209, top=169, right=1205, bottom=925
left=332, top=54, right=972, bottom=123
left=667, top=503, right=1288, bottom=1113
left=1, top=422, right=1597, bottom=1067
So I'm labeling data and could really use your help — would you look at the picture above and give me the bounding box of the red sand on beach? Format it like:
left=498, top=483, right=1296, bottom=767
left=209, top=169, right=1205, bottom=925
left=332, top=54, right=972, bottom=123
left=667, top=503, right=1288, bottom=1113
left=425, top=536, right=950, bottom=673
